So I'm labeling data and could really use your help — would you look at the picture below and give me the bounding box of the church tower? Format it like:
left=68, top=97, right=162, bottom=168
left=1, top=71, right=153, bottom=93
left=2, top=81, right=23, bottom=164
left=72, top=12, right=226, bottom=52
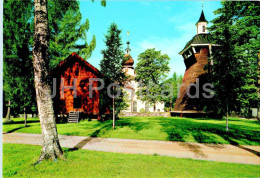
left=196, top=10, right=208, bottom=35
left=122, top=41, right=135, bottom=76
left=172, top=10, right=213, bottom=117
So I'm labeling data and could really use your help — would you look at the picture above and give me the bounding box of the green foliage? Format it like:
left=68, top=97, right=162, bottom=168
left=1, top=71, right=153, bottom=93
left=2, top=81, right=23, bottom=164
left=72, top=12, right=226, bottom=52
left=48, top=0, right=96, bottom=69
left=100, top=23, right=127, bottom=115
left=135, top=48, right=170, bottom=109
left=161, top=72, right=183, bottom=111
left=100, top=23, right=126, bottom=84
left=139, top=108, right=146, bottom=113
left=3, top=0, right=96, bottom=116
left=3, top=0, right=36, bottom=116
left=208, top=1, right=259, bottom=117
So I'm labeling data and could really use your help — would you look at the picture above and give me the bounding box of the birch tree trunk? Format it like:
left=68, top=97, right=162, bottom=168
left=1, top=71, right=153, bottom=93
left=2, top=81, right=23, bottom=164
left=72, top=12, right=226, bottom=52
left=257, top=50, right=260, bottom=121
left=24, top=107, right=27, bottom=127
left=5, top=100, right=11, bottom=121
left=33, top=0, right=63, bottom=162
left=226, top=106, right=229, bottom=132
left=113, top=86, right=115, bottom=129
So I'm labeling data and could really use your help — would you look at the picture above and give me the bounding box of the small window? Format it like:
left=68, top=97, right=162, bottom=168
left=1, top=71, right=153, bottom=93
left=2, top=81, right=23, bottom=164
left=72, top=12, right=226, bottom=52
left=195, top=47, right=201, bottom=53
left=133, top=100, right=137, bottom=112
left=145, top=102, right=149, bottom=112
left=202, top=26, right=206, bottom=32
left=75, top=68, right=79, bottom=76
left=73, top=96, right=82, bottom=109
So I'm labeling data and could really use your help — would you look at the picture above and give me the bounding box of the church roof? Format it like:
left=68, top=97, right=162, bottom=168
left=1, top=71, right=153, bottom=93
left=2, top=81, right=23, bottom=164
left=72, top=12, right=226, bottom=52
left=179, top=34, right=212, bottom=54
left=50, top=52, right=103, bottom=77
left=196, top=10, right=208, bottom=24
left=123, top=54, right=134, bottom=66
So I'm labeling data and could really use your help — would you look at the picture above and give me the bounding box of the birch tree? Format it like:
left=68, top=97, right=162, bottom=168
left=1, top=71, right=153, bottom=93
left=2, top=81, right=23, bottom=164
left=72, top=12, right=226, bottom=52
left=33, top=0, right=63, bottom=162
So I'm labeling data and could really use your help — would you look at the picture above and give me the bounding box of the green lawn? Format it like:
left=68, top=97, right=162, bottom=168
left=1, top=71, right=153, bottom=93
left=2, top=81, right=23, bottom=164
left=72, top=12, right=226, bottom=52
left=3, top=116, right=260, bottom=145
left=3, top=144, right=260, bottom=177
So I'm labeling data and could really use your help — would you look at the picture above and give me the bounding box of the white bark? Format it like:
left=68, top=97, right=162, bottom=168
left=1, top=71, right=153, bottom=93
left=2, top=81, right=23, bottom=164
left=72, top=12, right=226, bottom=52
left=24, top=107, right=27, bottom=127
left=5, top=100, right=11, bottom=121
left=33, top=0, right=63, bottom=162
left=113, top=86, right=115, bottom=129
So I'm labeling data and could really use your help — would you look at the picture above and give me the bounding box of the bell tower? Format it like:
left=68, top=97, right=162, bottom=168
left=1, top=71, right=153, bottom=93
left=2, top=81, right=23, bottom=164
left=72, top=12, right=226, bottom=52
left=172, top=8, right=214, bottom=117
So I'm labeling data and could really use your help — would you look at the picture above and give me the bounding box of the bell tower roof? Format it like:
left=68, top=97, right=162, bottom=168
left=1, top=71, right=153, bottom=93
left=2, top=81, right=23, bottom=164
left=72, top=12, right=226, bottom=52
left=196, top=10, right=208, bottom=24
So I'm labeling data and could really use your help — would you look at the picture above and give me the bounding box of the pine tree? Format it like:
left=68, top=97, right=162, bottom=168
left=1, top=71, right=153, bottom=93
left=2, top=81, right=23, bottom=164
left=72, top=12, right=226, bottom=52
left=48, top=0, right=96, bottom=69
left=100, top=23, right=126, bottom=129
left=3, top=0, right=36, bottom=120
left=209, top=1, right=260, bottom=129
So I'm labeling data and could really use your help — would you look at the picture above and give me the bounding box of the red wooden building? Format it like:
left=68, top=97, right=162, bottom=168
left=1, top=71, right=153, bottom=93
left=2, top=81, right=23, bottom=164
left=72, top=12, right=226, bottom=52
left=51, top=52, right=107, bottom=118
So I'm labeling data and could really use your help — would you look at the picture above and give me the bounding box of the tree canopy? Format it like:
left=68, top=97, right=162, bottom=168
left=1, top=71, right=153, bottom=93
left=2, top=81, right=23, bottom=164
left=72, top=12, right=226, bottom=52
left=3, top=0, right=96, bottom=116
left=135, top=48, right=170, bottom=111
left=208, top=1, right=259, bottom=119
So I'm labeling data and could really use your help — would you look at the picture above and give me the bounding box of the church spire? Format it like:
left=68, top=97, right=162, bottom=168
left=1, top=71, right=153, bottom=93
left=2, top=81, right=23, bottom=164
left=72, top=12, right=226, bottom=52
left=197, top=10, right=208, bottom=24
left=196, top=10, right=208, bottom=35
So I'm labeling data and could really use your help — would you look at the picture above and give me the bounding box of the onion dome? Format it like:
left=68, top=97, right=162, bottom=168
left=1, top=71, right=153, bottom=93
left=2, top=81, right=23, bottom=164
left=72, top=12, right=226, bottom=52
left=123, top=54, right=134, bottom=66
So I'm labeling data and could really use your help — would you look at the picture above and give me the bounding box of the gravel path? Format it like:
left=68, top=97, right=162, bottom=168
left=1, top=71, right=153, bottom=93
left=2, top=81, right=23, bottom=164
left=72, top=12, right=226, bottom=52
left=3, top=132, right=260, bottom=165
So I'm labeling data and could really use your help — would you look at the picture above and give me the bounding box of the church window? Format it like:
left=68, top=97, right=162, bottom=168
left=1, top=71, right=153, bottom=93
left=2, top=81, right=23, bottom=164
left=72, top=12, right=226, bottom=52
left=145, top=102, right=149, bottom=112
left=202, top=26, right=206, bottom=32
left=73, top=96, right=82, bottom=109
left=133, top=100, right=137, bottom=112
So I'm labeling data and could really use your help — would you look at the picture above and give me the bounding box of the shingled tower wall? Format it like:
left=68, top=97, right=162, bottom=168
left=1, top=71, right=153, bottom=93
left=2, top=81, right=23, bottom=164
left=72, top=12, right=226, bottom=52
left=173, top=10, right=213, bottom=114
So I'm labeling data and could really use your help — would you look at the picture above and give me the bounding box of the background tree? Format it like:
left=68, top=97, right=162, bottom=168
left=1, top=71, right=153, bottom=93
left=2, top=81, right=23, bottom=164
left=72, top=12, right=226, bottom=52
left=3, top=0, right=36, bottom=120
left=161, top=72, right=183, bottom=111
left=208, top=1, right=260, bottom=129
left=100, top=23, right=126, bottom=129
left=135, top=48, right=170, bottom=111
left=33, top=0, right=63, bottom=162
left=3, top=0, right=96, bottom=120
left=48, top=0, right=96, bottom=69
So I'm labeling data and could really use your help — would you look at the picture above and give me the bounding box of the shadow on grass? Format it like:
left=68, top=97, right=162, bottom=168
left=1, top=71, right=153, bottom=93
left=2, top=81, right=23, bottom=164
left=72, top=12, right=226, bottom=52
left=3, top=120, right=39, bottom=125
left=3, top=126, right=31, bottom=134
left=90, top=122, right=112, bottom=137
left=159, top=118, right=260, bottom=157
left=221, top=134, right=260, bottom=157
left=116, top=119, right=152, bottom=132
left=66, top=123, right=112, bottom=152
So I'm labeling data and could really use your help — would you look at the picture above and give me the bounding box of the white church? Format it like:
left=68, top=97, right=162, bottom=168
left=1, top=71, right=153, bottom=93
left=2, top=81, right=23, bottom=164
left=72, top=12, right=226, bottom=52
left=122, top=41, right=165, bottom=113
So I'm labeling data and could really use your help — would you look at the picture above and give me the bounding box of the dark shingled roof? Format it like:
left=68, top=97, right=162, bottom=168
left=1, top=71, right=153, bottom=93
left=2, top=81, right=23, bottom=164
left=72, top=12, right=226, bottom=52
left=197, top=10, right=208, bottom=23
left=179, top=34, right=212, bottom=54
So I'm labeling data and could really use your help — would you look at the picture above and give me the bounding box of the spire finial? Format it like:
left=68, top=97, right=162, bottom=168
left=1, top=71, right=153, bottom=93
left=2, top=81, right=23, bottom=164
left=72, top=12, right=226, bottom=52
left=125, top=31, right=131, bottom=55
left=202, top=0, right=204, bottom=9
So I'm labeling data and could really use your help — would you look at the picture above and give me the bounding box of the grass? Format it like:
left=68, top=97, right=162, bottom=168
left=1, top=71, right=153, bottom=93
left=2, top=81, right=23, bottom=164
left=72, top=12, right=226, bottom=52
left=3, top=116, right=260, bottom=145
left=3, top=144, right=260, bottom=177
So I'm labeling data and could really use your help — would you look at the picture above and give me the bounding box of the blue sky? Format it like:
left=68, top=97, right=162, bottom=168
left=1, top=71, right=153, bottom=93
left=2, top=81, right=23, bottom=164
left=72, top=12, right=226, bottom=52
left=79, top=1, right=221, bottom=77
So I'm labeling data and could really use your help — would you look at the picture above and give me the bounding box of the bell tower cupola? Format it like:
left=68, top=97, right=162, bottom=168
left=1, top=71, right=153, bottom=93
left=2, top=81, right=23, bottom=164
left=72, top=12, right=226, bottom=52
left=125, top=41, right=131, bottom=55
left=196, top=10, right=208, bottom=34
